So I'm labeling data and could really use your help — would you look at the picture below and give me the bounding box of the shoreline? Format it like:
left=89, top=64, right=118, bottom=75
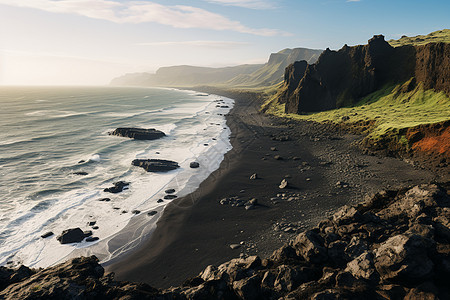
left=105, top=90, right=445, bottom=288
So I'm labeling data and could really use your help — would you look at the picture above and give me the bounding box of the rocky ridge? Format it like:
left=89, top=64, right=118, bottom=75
left=1, top=183, right=448, bottom=299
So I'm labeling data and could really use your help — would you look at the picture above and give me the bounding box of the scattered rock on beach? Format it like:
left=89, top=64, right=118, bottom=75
left=132, top=159, right=179, bottom=172
left=230, top=244, right=241, bottom=250
left=148, top=211, right=158, bottom=216
left=103, top=181, right=129, bottom=194
left=165, top=189, right=176, bottom=194
left=98, top=198, right=111, bottom=202
left=41, top=232, right=54, bottom=239
left=250, top=173, right=258, bottom=180
left=132, top=210, right=141, bottom=215
left=164, top=195, right=177, bottom=200
left=157, top=199, right=164, bottom=203
left=190, top=162, right=200, bottom=168
left=109, top=128, right=165, bottom=140
left=249, top=198, right=258, bottom=205
left=56, top=228, right=85, bottom=244
left=279, top=179, right=289, bottom=189
left=274, top=155, right=283, bottom=160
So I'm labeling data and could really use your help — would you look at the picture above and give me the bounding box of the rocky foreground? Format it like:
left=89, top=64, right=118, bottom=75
left=1, top=183, right=448, bottom=299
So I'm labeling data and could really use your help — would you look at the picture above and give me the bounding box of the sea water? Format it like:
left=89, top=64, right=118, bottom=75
left=0, top=86, right=233, bottom=267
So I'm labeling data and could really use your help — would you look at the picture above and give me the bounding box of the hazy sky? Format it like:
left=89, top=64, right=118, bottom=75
left=0, top=0, right=448, bottom=85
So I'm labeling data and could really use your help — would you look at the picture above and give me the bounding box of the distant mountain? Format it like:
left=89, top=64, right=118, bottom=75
left=226, top=47, right=323, bottom=87
left=110, top=47, right=323, bottom=88
left=110, top=64, right=263, bottom=87
left=388, top=29, right=450, bottom=47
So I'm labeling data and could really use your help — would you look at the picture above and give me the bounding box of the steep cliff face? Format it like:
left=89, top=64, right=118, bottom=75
left=281, top=35, right=450, bottom=114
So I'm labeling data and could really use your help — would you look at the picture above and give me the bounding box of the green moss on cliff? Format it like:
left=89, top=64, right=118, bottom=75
left=264, top=81, right=450, bottom=151
left=388, top=29, right=450, bottom=47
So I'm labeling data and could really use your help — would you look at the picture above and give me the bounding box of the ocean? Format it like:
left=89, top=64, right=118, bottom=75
left=0, top=86, right=233, bottom=268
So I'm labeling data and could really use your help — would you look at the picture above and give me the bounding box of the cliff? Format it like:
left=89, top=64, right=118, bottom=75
left=1, top=184, right=449, bottom=299
left=279, top=35, right=450, bottom=114
left=226, top=47, right=323, bottom=87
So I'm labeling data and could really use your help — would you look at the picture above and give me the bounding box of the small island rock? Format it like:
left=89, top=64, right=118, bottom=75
left=132, top=159, right=179, bottom=172
left=109, top=128, right=165, bottom=140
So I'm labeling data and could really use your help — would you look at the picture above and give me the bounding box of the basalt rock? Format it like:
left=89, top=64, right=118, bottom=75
left=132, top=159, right=179, bottom=172
left=103, top=181, right=129, bottom=193
left=280, top=35, right=450, bottom=113
left=56, top=228, right=86, bottom=244
left=109, top=128, right=166, bottom=140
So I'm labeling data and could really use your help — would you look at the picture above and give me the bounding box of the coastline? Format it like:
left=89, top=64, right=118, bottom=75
left=105, top=91, right=444, bottom=288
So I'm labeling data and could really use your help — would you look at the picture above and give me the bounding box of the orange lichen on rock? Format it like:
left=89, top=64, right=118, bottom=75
left=409, top=122, right=450, bottom=157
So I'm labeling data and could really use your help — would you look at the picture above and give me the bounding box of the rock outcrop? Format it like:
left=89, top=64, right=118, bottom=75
left=280, top=35, right=450, bottom=113
left=1, top=184, right=448, bottom=299
left=132, top=159, right=180, bottom=172
left=109, top=128, right=166, bottom=140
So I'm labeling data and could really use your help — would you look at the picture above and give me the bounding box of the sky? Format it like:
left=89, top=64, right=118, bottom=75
left=0, top=0, right=448, bottom=85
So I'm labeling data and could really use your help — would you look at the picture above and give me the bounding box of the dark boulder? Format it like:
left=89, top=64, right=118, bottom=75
left=73, top=171, right=88, bottom=176
left=56, top=228, right=85, bottom=244
left=374, top=234, right=434, bottom=283
left=292, top=230, right=328, bottom=264
left=109, top=128, right=165, bottom=140
left=103, top=181, right=129, bottom=193
left=190, top=162, right=200, bottom=168
left=41, top=232, right=54, bottom=239
left=132, top=159, right=179, bottom=172
left=85, top=237, right=99, bottom=242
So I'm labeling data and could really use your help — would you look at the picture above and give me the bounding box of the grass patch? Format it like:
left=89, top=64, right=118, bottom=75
left=388, top=29, right=450, bottom=47
left=265, top=81, right=450, bottom=150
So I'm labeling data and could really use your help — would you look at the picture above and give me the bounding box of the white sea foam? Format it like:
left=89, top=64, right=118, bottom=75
left=0, top=88, right=233, bottom=268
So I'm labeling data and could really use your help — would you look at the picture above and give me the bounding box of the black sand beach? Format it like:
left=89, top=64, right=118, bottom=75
left=105, top=93, right=443, bottom=288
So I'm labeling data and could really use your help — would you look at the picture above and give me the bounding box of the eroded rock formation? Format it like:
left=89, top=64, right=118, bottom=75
left=280, top=35, right=450, bottom=113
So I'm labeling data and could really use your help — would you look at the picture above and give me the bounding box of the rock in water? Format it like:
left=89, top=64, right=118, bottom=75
left=250, top=173, right=258, bottom=180
left=132, top=159, right=179, bottom=172
left=41, top=232, right=54, bottom=239
left=109, top=128, right=165, bottom=140
left=190, top=162, right=200, bottom=168
left=56, top=228, right=85, bottom=244
left=103, top=181, right=129, bottom=193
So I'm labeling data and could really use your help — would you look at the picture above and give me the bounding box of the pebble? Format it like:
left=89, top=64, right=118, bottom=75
left=230, top=244, right=241, bottom=250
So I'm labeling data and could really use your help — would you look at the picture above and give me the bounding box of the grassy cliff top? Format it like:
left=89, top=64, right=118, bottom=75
left=388, top=29, right=450, bottom=47
left=264, top=80, right=450, bottom=150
